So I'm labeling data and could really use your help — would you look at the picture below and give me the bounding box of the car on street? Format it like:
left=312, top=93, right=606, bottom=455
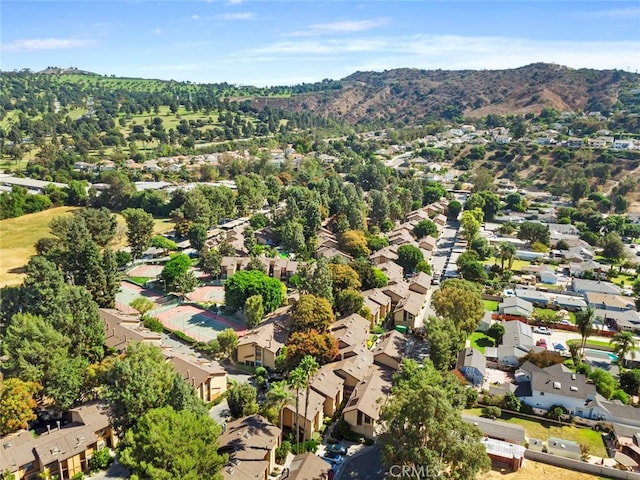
left=533, top=326, right=552, bottom=335
left=431, top=278, right=440, bottom=285
left=321, top=451, right=344, bottom=466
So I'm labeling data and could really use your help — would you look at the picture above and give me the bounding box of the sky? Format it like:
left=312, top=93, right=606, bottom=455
left=1, top=1, right=639, bottom=86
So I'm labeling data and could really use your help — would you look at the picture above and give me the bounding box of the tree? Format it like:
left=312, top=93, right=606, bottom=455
left=227, top=383, right=259, bottom=418
left=188, top=223, right=208, bottom=252
left=285, top=330, right=339, bottom=369
left=601, top=232, right=626, bottom=265
left=505, top=192, right=525, bottom=212
left=299, top=355, right=319, bottom=442
left=447, top=200, right=462, bottom=220
left=74, top=207, right=117, bottom=247
left=46, top=356, right=89, bottom=411
left=244, top=294, right=264, bottom=329
left=396, top=244, right=424, bottom=274
left=118, top=406, right=227, bottom=480
left=289, top=294, right=335, bottom=333
left=379, top=361, right=490, bottom=480
left=571, top=178, right=591, bottom=205
left=161, top=253, right=192, bottom=291
left=200, top=247, right=222, bottom=278
left=288, top=367, right=306, bottom=446
left=216, top=328, right=239, bottom=360
left=224, top=270, right=285, bottom=313
left=498, top=241, right=517, bottom=271
left=459, top=261, right=488, bottom=283
left=130, top=297, right=155, bottom=319
left=479, top=191, right=500, bottom=221
left=103, top=342, right=177, bottom=433
left=298, top=258, right=333, bottom=302
left=460, top=210, right=481, bottom=243
left=487, top=323, right=505, bottom=346
left=122, top=208, right=154, bottom=260
left=264, top=381, right=292, bottom=428
left=151, top=235, right=178, bottom=254
left=588, top=369, right=617, bottom=399
left=619, top=369, right=640, bottom=396
left=610, top=331, right=637, bottom=364
left=246, top=256, right=267, bottom=273
left=427, top=317, right=465, bottom=370
left=0, top=378, right=39, bottom=436
left=431, top=284, right=484, bottom=335
left=339, top=230, right=370, bottom=258
left=329, top=263, right=361, bottom=295
left=278, top=220, right=305, bottom=255
left=413, top=219, right=438, bottom=239
left=575, top=307, right=594, bottom=355
left=518, top=221, right=550, bottom=246
left=334, top=289, right=364, bottom=317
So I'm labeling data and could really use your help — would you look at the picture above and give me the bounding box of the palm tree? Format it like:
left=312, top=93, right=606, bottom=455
left=609, top=331, right=638, bottom=366
left=289, top=367, right=306, bottom=447
left=299, top=355, right=320, bottom=442
left=265, top=380, right=292, bottom=428
left=574, top=307, right=594, bottom=356
left=498, top=242, right=517, bottom=271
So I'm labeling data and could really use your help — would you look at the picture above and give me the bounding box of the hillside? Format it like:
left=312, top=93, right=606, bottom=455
left=279, top=63, right=640, bottom=124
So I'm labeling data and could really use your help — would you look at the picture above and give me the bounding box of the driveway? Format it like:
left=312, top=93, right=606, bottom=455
left=336, top=443, right=385, bottom=480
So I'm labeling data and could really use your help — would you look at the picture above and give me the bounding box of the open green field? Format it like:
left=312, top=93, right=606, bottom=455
left=465, top=408, right=607, bottom=457
left=484, top=257, right=531, bottom=272
left=535, top=307, right=576, bottom=324
left=567, top=338, right=613, bottom=349
left=0, top=206, right=78, bottom=286
left=483, top=300, right=499, bottom=311
left=0, top=208, right=174, bottom=286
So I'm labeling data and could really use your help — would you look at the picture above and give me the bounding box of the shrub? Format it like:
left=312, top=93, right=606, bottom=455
left=71, top=473, right=84, bottom=480
left=546, top=405, right=566, bottom=420
left=172, top=330, right=197, bottom=344
left=481, top=406, right=501, bottom=419
left=89, top=447, right=112, bottom=471
left=371, top=325, right=384, bottom=335
left=143, top=316, right=164, bottom=333
left=275, top=440, right=291, bottom=464
left=254, top=366, right=267, bottom=378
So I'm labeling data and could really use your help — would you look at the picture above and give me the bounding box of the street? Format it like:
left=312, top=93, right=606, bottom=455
left=336, top=444, right=385, bottom=480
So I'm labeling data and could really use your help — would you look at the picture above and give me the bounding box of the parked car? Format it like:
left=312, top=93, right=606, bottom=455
left=431, top=278, right=440, bottom=285
left=558, top=319, right=572, bottom=326
left=533, top=326, right=552, bottom=335
left=326, top=443, right=348, bottom=456
left=321, top=451, right=343, bottom=466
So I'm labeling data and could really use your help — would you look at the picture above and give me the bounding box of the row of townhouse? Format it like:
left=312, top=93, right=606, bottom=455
left=100, top=309, right=228, bottom=402
left=0, top=403, right=117, bottom=480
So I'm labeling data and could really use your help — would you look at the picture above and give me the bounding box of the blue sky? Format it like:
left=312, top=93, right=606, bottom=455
left=1, top=1, right=639, bottom=86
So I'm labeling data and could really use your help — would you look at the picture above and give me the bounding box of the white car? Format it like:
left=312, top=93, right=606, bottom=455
left=533, top=326, right=552, bottom=335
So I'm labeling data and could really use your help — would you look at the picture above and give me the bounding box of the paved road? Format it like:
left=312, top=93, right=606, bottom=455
left=336, top=444, right=385, bottom=480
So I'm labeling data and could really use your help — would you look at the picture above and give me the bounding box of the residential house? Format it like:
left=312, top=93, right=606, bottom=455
left=377, top=262, right=404, bottom=286
left=317, top=246, right=352, bottom=263
left=361, top=288, right=392, bottom=324
left=521, top=265, right=558, bottom=285
left=309, top=365, right=345, bottom=418
left=329, top=314, right=370, bottom=360
left=585, top=292, right=635, bottom=312
left=418, top=235, right=438, bottom=253
left=433, top=214, right=447, bottom=229
left=342, top=365, right=393, bottom=439
left=456, top=348, right=486, bottom=386
left=236, top=309, right=289, bottom=369
left=498, top=297, right=534, bottom=318
left=382, top=281, right=410, bottom=305
left=572, top=279, right=621, bottom=295
left=162, top=350, right=227, bottom=402
left=372, top=330, right=407, bottom=371
left=393, top=291, right=427, bottom=329
left=480, top=438, right=526, bottom=472
left=331, top=348, right=374, bottom=394
left=566, top=138, right=585, bottom=149
left=517, top=363, right=596, bottom=417
left=614, top=139, right=635, bottom=150
left=218, top=415, right=281, bottom=480
left=270, top=257, right=298, bottom=282
left=514, top=288, right=551, bottom=307
left=282, top=389, right=325, bottom=441
left=595, top=309, right=640, bottom=334
left=553, top=294, right=588, bottom=312
left=0, top=402, right=115, bottom=480
left=388, top=230, right=415, bottom=247
left=587, top=396, right=640, bottom=428
left=287, top=452, right=331, bottom=480
left=408, top=272, right=430, bottom=295
left=100, top=308, right=162, bottom=351
left=220, top=256, right=250, bottom=279
left=369, top=246, right=399, bottom=266
left=406, top=209, right=431, bottom=223
left=497, top=320, right=535, bottom=368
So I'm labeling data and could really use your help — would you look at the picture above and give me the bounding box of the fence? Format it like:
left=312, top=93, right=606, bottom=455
left=525, top=450, right=640, bottom=479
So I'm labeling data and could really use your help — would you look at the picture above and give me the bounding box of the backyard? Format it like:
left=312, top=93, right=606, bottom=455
left=481, top=460, right=606, bottom=480
left=465, top=408, right=607, bottom=457
left=469, top=332, right=495, bottom=353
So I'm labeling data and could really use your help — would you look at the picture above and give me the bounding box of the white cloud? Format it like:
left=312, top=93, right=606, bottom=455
left=216, top=12, right=255, bottom=20
left=1, top=37, right=95, bottom=52
left=153, top=28, right=164, bottom=35
left=285, top=18, right=388, bottom=37
left=191, top=14, right=201, bottom=20
left=227, top=0, right=243, bottom=4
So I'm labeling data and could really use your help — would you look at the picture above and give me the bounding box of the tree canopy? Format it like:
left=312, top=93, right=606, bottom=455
left=224, top=270, right=285, bottom=313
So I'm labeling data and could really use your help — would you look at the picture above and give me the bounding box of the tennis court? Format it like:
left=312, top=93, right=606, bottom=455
left=155, top=304, right=247, bottom=343
left=115, top=281, right=166, bottom=313
left=128, top=264, right=164, bottom=278
left=189, top=285, right=225, bottom=303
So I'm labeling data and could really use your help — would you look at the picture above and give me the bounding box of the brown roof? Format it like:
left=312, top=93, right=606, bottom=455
left=162, top=349, right=226, bottom=388
left=361, top=288, right=391, bottom=308
left=382, top=280, right=410, bottom=299
left=372, top=330, right=406, bottom=367
left=34, top=425, right=97, bottom=466
left=69, top=402, right=111, bottom=432
left=332, top=348, right=374, bottom=383
left=394, top=291, right=425, bottom=316
left=409, top=272, right=430, bottom=291
left=343, top=365, right=393, bottom=420
left=218, top=415, right=281, bottom=480
left=329, top=314, right=370, bottom=353
left=285, top=389, right=325, bottom=421
left=237, top=307, right=290, bottom=353
left=369, top=246, right=398, bottom=262
left=309, top=364, right=344, bottom=400
left=0, top=431, right=36, bottom=472
left=100, top=308, right=162, bottom=351
left=288, top=452, right=331, bottom=480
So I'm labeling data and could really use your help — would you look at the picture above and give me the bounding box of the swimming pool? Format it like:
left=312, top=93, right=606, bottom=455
left=584, top=349, right=618, bottom=362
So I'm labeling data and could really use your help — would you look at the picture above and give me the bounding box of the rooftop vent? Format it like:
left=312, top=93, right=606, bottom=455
left=570, top=386, right=578, bottom=392
left=553, top=382, right=561, bottom=389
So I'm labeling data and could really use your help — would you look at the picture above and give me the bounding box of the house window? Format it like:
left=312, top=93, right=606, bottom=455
left=22, top=462, right=33, bottom=472
left=540, top=392, right=544, bottom=396
left=363, top=415, right=372, bottom=425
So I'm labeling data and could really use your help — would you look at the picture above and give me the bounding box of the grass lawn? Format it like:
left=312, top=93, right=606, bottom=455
left=483, top=300, right=499, bottom=311
left=469, top=332, right=495, bottom=353
left=465, top=408, right=606, bottom=457
left=567, top=338, right=613, bottom=350
left=534, top=307, right=576, bottom=324
left=127, top=276, right=150, bottom=286
left=0, top=206, right=78, bottom=286
left=111, top=215, right=174, bottom=249
left=607, top=272, right=636, bottom=288
left=484, top=257, right=531, bottom=272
